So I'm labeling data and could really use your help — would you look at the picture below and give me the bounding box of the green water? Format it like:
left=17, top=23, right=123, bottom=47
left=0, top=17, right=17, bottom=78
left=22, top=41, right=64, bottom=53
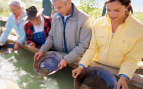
left=0, top=48, right=74, bottom=89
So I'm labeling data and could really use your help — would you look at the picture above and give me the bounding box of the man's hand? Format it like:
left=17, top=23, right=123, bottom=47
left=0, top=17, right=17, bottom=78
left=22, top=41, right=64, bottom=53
left=117, top=77, right=129, bottom=89
left=58, top=59, right=68, bottom=70
left=72, top=66, right=83, bottom=79
left=14, top=42, right=20, bottom=50
left=34, top=51, right=44, bottom=61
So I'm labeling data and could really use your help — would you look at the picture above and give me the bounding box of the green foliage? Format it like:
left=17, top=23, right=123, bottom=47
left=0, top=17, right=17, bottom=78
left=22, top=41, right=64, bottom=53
left=0, top=0, right=9, bottom=17
left=78, top=6, right=102, bottom=18
left=78, top=7, right=143, bottom=23
left=0, top=0, right=42, bottom=17
left=133, top=12, right=143, bottom=22
left=78, top=0, right=143, bottom=22
left=80, top=0, right=97, bottom=8
left=78, top=0, right=102, bottom=18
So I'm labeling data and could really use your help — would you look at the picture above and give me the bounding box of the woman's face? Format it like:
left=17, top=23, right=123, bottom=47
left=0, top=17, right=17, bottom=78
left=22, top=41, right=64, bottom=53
left=106, top=1, right=128, bottom=22
left=30, top=16, right=41, bottom=26
left=10, top=5, right=22, bottom=17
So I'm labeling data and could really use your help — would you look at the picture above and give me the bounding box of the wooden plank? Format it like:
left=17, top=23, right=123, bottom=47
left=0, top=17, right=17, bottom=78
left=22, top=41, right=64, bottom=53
left=129, top=73, right=143, bottom=88
left=0, top=17, right=7, bottom=27
left=6, top=35, right=39, bottom=53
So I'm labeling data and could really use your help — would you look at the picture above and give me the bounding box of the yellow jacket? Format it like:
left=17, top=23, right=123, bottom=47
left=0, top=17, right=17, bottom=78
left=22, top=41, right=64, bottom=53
left=80, top=15, right=143, bottom=79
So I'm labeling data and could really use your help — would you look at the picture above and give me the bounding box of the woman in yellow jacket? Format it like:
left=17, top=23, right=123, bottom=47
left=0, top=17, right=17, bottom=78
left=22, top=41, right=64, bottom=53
left=72, top=0, right=143, bottom=89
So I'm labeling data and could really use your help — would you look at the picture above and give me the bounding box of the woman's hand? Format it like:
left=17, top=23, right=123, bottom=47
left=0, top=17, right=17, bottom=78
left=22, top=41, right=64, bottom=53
left=72, top=66, right=83, bottom=79
left=117, top=77, right=129, bottom=89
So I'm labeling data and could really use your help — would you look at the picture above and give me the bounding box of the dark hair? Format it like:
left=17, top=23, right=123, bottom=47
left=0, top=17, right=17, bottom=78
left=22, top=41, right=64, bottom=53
left=26, top=6, right=38, bottom=20
left=105, top=0, right=133, bottom=13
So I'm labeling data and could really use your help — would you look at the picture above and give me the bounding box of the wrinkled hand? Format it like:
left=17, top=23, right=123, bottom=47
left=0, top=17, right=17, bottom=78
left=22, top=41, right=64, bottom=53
left=117, top=77, right=129, bottom=89
left=58, top=59, right=68, bottom=70
left=14, top=42, right=20, bottom=50
left=72, top=66, right=83, bottom=79
left=34, top=51, right=44, bottom=61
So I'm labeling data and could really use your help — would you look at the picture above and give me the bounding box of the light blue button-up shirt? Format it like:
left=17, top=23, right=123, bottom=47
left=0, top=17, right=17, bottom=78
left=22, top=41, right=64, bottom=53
left=0, top=11, right=26, bottom=45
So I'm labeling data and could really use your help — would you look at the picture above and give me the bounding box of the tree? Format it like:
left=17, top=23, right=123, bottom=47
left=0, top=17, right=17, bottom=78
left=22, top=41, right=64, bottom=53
left=79, top=0, right=102, bottom=17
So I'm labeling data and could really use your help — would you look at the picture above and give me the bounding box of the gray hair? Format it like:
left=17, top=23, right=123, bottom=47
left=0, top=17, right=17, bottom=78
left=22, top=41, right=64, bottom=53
left=52, top=0, right=67, bottom=3
left=8, top=0, right=25, bottom=8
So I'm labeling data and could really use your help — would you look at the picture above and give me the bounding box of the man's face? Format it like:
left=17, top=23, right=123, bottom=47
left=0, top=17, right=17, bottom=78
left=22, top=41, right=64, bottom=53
left=10, top=5, right=22, bottom=17
left=53, top=1, right=67, bottom=16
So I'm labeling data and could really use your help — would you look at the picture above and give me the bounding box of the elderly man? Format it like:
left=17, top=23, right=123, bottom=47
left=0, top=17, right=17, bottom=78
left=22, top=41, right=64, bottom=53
left=0, top=0, right=26, bottom=50
left=34, top=0, right=91, bottom=70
